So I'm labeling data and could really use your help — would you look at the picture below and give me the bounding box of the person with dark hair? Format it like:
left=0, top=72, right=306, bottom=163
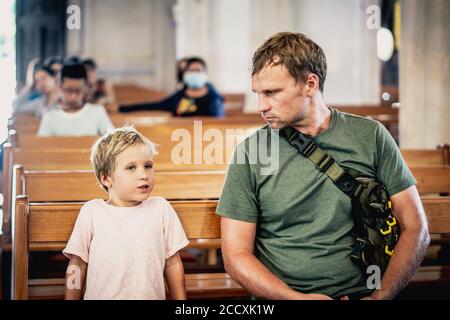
left=14, top=63, right=62, bottom=117
left=44, top=56, right=63, bottom=79
left=175, top=57, right=189, bottom=89
left=37, top=62, right=113, bottom=136
left=118, top=57, right=224, bottom=117
left=82, top=58, right=116, bottom=108
left=64, top=55, right=81, bottom=65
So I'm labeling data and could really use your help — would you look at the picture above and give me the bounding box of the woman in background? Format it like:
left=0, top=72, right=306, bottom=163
left=14, top=64, right=62, bottom=118
left=118, top=57, right=224, bottom=117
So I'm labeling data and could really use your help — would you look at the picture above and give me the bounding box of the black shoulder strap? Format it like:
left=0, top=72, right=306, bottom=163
left=280, top=127, right=369, bottom=251
left=280, top=127, right=363, bottom=198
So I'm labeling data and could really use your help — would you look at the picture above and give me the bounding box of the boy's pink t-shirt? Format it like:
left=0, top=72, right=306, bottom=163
left=63, top=196, right=189, bottom=300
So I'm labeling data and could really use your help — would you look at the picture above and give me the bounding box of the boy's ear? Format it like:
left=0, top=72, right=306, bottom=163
left=100, top=173, right=112, bottom=189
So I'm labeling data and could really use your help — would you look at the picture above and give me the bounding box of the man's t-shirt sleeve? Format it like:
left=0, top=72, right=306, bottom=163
left=216, top=143, right=259, bottom=223
left=375, top=122, right=416, bottom=196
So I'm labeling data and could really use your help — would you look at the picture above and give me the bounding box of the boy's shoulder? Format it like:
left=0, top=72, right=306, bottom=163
left=144, top=196, right=171, bottom=208
left=81, top=199, right=104, bottom=211
left=85, top=103, right=107, bottom=114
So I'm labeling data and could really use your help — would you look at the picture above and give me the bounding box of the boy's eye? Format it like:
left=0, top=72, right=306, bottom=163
left=127, top=166, right=135, bottom=170
left=145, top=164, right=153, bottom=169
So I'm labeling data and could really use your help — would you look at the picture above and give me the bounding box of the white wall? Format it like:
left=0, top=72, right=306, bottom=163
left=174, top=0, right=380, bottom=111
left=67, top=0, right=176, bottom=90
left=67, top=0, right=380, bottom=105
left=399, top=0, right=450, bottom=148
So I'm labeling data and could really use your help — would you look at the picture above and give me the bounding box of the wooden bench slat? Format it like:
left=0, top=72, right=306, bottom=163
left=27, top=200, right=220, bottom=242
left=28, top=273, right=248, bottom=300
left=411, top=166, right=450, bottom=194
left=25, top=170, right=225, bottom=202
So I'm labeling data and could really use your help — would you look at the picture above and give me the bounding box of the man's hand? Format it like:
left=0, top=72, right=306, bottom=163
left=303, top=293, right=333, bottom=300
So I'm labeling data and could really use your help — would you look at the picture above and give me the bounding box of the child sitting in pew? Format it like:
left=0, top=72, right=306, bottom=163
left=63, top=126, right=189, bottom=300
left=37, top=62, right=113, bottom=136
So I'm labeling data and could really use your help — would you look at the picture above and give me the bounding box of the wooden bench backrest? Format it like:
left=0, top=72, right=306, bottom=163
left=11, top=194, right=450, bottom=300
left=23, top=168, right=225, bottom=202
left=411, top=166, right=450, bottom=194
left=12, top=197, right=219, bottom=299
left=402, top=144, right=449, bottom=166
left=112, top=84, right=168, bottom=105
left=9, top=111, right=174, bottom=136
left=12, top=121, right=261, bottom=149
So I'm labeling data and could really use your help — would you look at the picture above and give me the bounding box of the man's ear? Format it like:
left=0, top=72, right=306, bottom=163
left=305, top=73, right=319, bottom=97
left=100, top=173, right=112, bottom=189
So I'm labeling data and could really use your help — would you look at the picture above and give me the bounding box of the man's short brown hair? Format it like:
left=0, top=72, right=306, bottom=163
left=252, top=32, right=327, bottom=92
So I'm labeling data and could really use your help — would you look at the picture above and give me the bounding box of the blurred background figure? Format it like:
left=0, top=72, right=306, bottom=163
left=13, top=58, right=42, bottom=113
left=175, top=57, right=189, bottom=89
left=82, top=58, right=116, bottom=109
left=44, top=56, right=63, bottom=81
left=118, top=57, right=224, bottom=117
left=37, top=62, right=113, bottom=136
left=14, top=62, right=62, bottom=118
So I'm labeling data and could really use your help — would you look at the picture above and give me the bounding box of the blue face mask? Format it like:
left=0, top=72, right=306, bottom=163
left=183, top=72, right=207, bottom=89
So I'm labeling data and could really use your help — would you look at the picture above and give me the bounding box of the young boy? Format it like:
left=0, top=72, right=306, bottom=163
left=63, top=126, right=189, bottom=299
left=37, top=62, right=113, bottom=136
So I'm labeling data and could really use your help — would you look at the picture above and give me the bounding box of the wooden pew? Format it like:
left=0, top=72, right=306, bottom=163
left=401, top=144, right=449, bottom=166
left=3, top=147, right=449, bottom=245
left=113, top=84, right=168, bottom=105
left=11, top=198, right=248, bottom=300
left=411, top=166, right=450, bottom=194
left=9, top=112, right=265, bottom=136
left=8, top=112, right=173, bottom=137
left=10, top=195, right=450, bottom=300
left=3, top=166, right=225, bottom=248
left=20, top=169, right=225, bottom=202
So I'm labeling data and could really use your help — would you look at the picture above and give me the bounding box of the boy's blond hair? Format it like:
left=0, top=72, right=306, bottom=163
left=90, top=126, right=157, bottom=192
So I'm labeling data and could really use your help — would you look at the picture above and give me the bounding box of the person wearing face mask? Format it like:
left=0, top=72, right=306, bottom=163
left=118, top=57, right=225, bottom=117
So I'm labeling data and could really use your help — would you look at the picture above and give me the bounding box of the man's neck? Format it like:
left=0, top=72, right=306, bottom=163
left=292, top=97, right=332, bottom=137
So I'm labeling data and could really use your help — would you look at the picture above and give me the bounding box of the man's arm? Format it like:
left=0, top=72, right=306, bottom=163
left=370, top=185, right=430, bottom=300
left=65, top=255, right=87, bottom=300
left=221, top=216, right=332, bottom=300
left=164, top=252, right=187, bottom=300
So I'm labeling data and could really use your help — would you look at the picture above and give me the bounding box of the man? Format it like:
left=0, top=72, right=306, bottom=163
left=37, top=62, right=113, bottom=136
left=216, top=32, right=430, bottom=300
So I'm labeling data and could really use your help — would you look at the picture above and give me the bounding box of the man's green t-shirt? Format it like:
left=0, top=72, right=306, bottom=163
left=216, top=108, right=416, bottom=299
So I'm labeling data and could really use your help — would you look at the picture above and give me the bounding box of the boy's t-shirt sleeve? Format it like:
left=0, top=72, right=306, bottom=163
left=37, top=112, right=53, bottom=136
left=162, top=199, right=189, bottom=259
left=97, top=106, right=114, bottom=135
left=63, top=204, right=94, bottom=263
left=375, top=122, right=416, bottom=196
left=216, top=143, right=259, bottom=223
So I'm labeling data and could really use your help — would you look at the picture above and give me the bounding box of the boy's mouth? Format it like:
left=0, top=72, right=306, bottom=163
left=138, top=184, right=150, bottom=191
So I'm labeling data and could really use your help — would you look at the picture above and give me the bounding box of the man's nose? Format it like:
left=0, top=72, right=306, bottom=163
left=257, top=95, right=271, bottom=114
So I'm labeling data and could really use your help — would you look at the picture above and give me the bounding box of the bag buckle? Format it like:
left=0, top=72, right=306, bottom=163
left=288, top=132, right=317, bottom=157
left=350, top=237, right=367, bottom=261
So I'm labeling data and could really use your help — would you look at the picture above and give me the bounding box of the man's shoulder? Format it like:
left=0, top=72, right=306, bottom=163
left=333, top=108, right=383, bottom=136
left=235, top=125, right=271, bottom=150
